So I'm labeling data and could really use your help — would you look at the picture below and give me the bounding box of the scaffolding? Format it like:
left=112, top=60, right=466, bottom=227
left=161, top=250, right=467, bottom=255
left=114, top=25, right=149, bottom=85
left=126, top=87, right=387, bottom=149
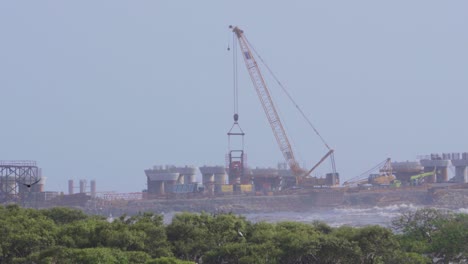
left=0, top=160, right=41, bottom=203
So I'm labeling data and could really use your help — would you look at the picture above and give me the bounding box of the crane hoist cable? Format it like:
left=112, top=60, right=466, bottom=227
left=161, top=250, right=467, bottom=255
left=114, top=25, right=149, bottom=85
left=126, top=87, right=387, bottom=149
left=243, top=31, right=337, bottom=176
left=231, top=26, right=301, bottom=176
left=230, top=25, right=336, bottom=178
left=245, top=38, right=332, bottom=151
left=232, top=34, right=239, bottom=117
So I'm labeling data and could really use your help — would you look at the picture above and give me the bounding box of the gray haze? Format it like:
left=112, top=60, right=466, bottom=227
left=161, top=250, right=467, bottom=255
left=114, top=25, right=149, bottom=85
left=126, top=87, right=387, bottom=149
left=1, top=1, right=467, bottom=193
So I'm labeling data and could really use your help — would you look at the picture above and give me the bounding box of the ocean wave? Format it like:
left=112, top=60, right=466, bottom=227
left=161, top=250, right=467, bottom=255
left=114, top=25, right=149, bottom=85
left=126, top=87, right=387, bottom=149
left=164, top=205, right=467, bottom=227
left=456, top=208, right=468, bottom=214
left=334, top=203, right=419, bottom=214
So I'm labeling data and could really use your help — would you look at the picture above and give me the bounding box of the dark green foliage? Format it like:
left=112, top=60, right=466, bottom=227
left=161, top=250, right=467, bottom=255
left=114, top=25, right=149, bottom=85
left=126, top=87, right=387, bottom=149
left=315, top=234, right=361, bottom=264
left=273, top=221, right=321, bottom=264
left=0, top=205, right=57, bottom=263
left=40, top=207, right=89, bottom=225
left=57, top=217, right=109, bottom=248
left=353, top=225, right=399, bottom=263
left=146, top=257, right=195, bottom=264
left=125, top=212, right=173, bottom=258
left=430, top=213, right=468, bottom=262
left=312, top=220, right=333, bottom=234
left=1, top=205, right=467, bottom=263
left=166, top=212, right=247, bottom=262
left=392, top=208, right=452, bottom=243
left=392, top=208, right=468, bottom=263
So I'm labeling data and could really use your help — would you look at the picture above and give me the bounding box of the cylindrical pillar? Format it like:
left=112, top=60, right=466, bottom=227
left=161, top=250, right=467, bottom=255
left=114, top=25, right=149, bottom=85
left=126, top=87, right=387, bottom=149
left=90, top=180, right=96, bottom=198
left=68, top=180, right=74, bottom=195
left=79, top=180, right=87, bottom=193
left=424, top=167, right=436, bottom=183
left=437, top=168, right=449, bottom=183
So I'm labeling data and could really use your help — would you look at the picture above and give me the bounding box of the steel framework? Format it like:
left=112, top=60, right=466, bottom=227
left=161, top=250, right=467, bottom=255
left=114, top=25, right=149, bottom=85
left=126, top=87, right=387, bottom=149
left=0, top=160, right=41, bottom=202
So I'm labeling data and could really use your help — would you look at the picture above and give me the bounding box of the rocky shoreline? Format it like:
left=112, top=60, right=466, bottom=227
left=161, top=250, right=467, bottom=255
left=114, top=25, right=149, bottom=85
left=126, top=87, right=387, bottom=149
left=84, top=187, right=468, bottom=217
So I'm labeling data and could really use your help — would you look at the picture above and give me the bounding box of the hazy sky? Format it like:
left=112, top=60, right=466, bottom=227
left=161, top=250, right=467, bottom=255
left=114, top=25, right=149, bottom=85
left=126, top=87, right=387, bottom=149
left=1, top=1, right=467, bottom=193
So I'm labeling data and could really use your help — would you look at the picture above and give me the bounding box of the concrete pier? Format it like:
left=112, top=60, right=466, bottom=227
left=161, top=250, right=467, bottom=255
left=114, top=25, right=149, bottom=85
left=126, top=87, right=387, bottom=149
left=391, top=161, right=424, bottom=182
left=175, top=166, right=198, bottom=184
left=199, top=166, right=227, bottom=194
left=145, top=165, right=182, bottom=195
left=146, top=172, right=180, bottom=195
left=451, top=154, right=468, bottom=183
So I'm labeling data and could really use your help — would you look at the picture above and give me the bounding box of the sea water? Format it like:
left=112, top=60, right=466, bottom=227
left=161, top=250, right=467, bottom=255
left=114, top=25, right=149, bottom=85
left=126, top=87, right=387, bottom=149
left=163, top=204, right=468, bottom=227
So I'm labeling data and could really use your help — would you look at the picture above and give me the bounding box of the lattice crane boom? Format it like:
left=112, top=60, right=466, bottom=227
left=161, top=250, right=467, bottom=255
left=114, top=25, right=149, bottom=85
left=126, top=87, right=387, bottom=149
left=231, top=26, right=303, bottom=176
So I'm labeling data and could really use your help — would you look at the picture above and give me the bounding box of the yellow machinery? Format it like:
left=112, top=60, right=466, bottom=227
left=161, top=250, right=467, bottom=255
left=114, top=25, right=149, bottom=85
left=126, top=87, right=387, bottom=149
left=344, top=158, right=397, bottom=187
left=410, top=170, right=436, bottom=185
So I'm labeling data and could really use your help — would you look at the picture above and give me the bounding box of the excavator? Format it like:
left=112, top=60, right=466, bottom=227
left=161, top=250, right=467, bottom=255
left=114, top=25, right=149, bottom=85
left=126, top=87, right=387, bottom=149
left=410, top=170, right=436, bottom=186
left=230, top=26, right=338, bottom=188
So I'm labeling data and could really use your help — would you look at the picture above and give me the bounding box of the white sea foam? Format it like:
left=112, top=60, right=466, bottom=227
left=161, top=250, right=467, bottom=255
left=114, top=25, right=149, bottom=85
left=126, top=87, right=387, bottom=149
left=164, top=205, right=466, bottom=227
left=456, top=208, right=468, bottom=214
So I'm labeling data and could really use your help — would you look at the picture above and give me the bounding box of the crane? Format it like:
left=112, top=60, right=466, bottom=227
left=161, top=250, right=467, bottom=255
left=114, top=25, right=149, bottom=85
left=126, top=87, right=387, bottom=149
left=230, top=26, right=336, bottom=185
left=343, top=158, right=395, bottom=187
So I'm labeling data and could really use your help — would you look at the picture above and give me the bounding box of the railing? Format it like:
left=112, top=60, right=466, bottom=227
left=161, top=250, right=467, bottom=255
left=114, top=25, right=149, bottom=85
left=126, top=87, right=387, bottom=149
left=0, top=160, right=37, bottom=166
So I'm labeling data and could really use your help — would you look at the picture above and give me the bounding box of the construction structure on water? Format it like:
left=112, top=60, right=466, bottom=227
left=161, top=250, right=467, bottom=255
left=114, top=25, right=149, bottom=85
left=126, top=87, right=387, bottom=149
left=3, top=26, right=468, bottom=212
left=2, top=151, right=467, bottom=207
left=142, top=152, right=468, bottom=198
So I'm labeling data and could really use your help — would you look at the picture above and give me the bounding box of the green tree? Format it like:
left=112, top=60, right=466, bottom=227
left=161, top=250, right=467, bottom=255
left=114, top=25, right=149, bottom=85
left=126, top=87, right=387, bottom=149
left=430, top=213, right=468, bottom=263
left=245, top=222, right=281, bottom=263
left=385, top=251, right=431, bottom=264
left=40, top=207, right=90, bottom=225
left=0, top=205, right=57, bottom=262
left=126, top=212, right=172, bottom=258
left=71, top=248, right=128, bottom=264
left=100, top=217, right=146, bottom=251
left=125, top=251, right=152, bottom=264
left=315, top=234, right=361, bottom=264
left=166, top=212, right=248, bottom=262
left=57, top=217, right=110, bottom=248
left=392, top=208, right=452, bottom=243
left=334, top=225, right=399, bottom=264
left=166, top=212, right=211, bottom=261
left=204, top=221, right=283, bottom=264
left=391, top=208, right=467, bottom=262
left=273, top=222, right=321, bottom=264
left=353, top=225, right=399, bottom=264
left=312, top=220, right=333, bottom=235
left=146, top=257, right=195, bottom=264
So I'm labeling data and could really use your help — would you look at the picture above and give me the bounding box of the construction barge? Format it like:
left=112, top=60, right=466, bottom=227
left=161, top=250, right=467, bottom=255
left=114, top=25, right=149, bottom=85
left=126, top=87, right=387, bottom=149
left=3, top=152, right=468, bottom=215
left=3, top=28, right=468, bottom=215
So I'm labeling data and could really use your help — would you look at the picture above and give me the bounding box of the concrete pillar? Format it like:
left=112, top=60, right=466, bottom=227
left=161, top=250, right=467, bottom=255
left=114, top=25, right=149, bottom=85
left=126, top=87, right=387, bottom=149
left=148, top=181, right=164, bottom=195
left=438, top=167, right=449, bottom=182
left=145, top=166, right=179, bottom=195
left=68, top=180, right=74, bottom=195
left=200, top=166, right=226, bottom=194
left=451, top=159, right=468, bottom=183
left=175, top=166, right=198, bottom=184
left=79, top=180, right=87, bottom=193
left=90, top=180, right=96, bottom=198
left=455, top=167, right=467, bottom=182
left=202, top=174, right=214, bottom=194
left=159, top=181, right=164, bottom=195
